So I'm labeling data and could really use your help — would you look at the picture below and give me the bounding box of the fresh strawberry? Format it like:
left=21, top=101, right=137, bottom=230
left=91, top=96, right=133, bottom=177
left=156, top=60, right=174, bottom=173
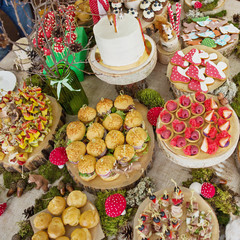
left=171, top=198, right=183, bottom=206
left=0, top=202, right=7, bottom=216
left=201, top=182, right=215, bottom=198
left=147, top=107, right=164, bottom=126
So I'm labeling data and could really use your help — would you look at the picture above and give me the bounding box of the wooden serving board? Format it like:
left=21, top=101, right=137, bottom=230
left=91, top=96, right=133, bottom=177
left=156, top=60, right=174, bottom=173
left=66, top=101, right=154, bottom=193
left=156, top=94, right=240, bottom=168
left=167, top=45, right=229, bottom=96
left=133, top=187, right=220, bottom=240
left=0, top=96, right=65, bottom=173
left=30, top=200, right=105, bottom=240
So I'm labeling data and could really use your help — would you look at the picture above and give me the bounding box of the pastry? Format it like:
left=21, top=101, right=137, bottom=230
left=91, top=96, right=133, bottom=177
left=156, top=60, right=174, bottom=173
left=204, top=97, right=219, bottom=112
left=96, top=98, right=113, bottom=116
left=202, top=123, right=217, bottom=139
left=67, top=190, right=87, bottom=208
left=204, top=110, right=219, bottom=124
left=114, top=144, right=136, bottom=164
left=114, top=94, right=135, bottom=111
left=176, top=108, right=190, bottom=120
left=62, top=206, right=81, bottom=226
left=105, top=130, right=125, bottom=150
left=33, top=212, right=52, bottom=230
left=48, top=196, right=66, bottom=216
left=78, top=155, right=97, bottom=182
left=179, top=95, right=192, bottom=108
left=56, top=237, right=70, bottom=240
left=170, top=135, right=187, bottom=149
left=79, top=210, right=100, bottom=229
left=183, top=144, right=199, bottom=157
left=127, top=8, right=138, bottom=18
left=165, top=100, right=178, bottom=113
left=140, top=0, right=151, bottom=9
left=111, top=1, right=122, bottom=8
left=32, top=231, right=49, bottom=240
left=78, top=106, right=96, bottom=124
left=216, top=131, right=231, bottom=148
left=191, top=102, right=205, bottom=116
left=159, top=110, right=174, bottom=125
left=194, top=92, right=206, bottom=103
left=189, top=116, right=204, bottom=128
left=151, top=1, right=163, bottom=15
left=86, top=123, right=105, bottom=141
left=66, top=121, right=86, bottom=141
left=156, top=125, right=173, bottom=141
left=102, top=113, right=123, bottom=131
left=172, top=119, right=187, bottom=134
left=218, top=106, right=232, bottom=119
left=48, top=217, right=65, bottom=239
left=142, top=9, right=154, bottom=22
left=124, top=110, right=143, bottom=129
left=86, top=138, right=107, bottom=158
left=185, top=128, right=200, bottom=143
left=218, top=118, right=230, bottom=132
left=71, top=228, right=92, bottom=240
left=66, top=141, right=86, bottom=164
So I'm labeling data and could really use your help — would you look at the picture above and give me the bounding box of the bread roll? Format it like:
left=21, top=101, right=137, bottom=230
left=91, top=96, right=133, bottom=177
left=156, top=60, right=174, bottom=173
left=67, top=190, right=87, bottom=208
left=62, top=207, right=81, bottom=226
left=79, top=210, right=100, bottom=229
left=56, top=236, right=70, bottom=240
left=33, top=212, right=52, bottom=230
left=47, top=196, right=66, bottom=216
left=48, top=217, right=65, bottom=239
left=71, top=228, right=92, bottom=240
left=32, top=231, right=49, bottom=240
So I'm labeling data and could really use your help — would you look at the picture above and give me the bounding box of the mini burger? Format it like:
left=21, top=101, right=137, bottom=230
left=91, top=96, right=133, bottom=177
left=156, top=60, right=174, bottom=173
left=114, top=144, right=137, bottom=166
left=78, top=155, right=97, bottom=181
left=114, top=94, right=135, bottom=111
left=78, top=105, right=96, bottom=124
left=126, top=127, right=150, bottom=152
left=86, top=138, right=107, bottom=158
left=96, top=98, right=113, bottom=116
left=67, top=121, right=86, bottom=142
left=66, top=141, right=86, bottom=164
left=96, top=155, right=119, bottom=181
left=105, top=130, right=125, bottom=150
left=86, top=123, right=105, bottom=141
left=124, top=110, right=143, bottom=130
left=102, top=113, right=123, bottom=131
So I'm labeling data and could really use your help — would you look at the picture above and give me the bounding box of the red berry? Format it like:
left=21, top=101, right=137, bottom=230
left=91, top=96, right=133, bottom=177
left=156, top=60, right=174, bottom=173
left=0, top=202, right=7, bottom=216
left=147, top=107, right=163, bottom=126
left=201, top=182, right=215, bottom=198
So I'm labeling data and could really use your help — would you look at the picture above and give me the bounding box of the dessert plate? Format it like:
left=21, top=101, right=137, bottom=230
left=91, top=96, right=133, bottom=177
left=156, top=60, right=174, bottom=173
left=0, top=71, right=17, bottom=92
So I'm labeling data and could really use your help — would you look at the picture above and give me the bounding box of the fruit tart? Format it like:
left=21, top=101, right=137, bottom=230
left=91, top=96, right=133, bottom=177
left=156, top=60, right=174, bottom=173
left=176, top=108, right=190, bottom=120
left=204, top=110, right=219, bottom=124
left=170, top=135, right=187, bottom=149
left=204, top=98, right=218, bottom=112
left=194, top=92, right=207, bottom=103
left=202, top=123, right=218, bottom=139
left=218, top=107, right=232, bottom=119
left=159, top=110, right=174, bottom=125
left=156, top=125, right=173, bottom=141
left=172, top=119, right=187, bottom=134
left=189, top=116, right=204, bottom=129
left=201, top=137, right=219, bottom=154
left=216, top=131, right=231, bottom=148
left=183, top=144, right=199, bottom=157
left=164, top=100, right=178, bottom=113
left=185, top=127, right=200, bottom=143
left=179, top=95, right=192, bottom=108
left=191, top=102, right=205, bottom=116
left=218, top=118, right=230, bottom=132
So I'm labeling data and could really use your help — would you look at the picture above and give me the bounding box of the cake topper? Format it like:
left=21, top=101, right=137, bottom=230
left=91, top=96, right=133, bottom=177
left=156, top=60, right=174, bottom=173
left=89, top=0, right=110, bottom=24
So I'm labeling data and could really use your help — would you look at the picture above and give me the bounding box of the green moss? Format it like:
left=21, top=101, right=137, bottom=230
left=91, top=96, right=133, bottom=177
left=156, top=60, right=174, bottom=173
left=0, top=165, right=5, bottom=175
left=136, top=88, right=165, bottom=109
left=3, top=171, right=25, bottom=189
left=95, top=190, right=135, bottom=236
left=208, top=10, right=227, bottom=18
left=231, top=72, right=240, bottom=118
left=200, top=0, right=219, bottom=12
left=54, top=124, right=67, bottom=148
left=17, top=220, right=34, bottom=239
left=217, top=211, right=230, bottom=225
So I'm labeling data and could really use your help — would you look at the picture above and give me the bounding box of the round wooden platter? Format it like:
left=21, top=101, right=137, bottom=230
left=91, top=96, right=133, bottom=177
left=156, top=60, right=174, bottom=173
left=29, top=200, right=105, bottom=240
left=0, top=96, right=65, bottom=173
left=133, top=187, right=219, bottom=240
left=66, top=101, right=155, bottom=193
left=167, top=45, right=229, bottom=98
left=88, top=35, right=157, bottom=85
left=156, top=94, right=240, bottom=168
left=235, top=141, right=240, bottom=174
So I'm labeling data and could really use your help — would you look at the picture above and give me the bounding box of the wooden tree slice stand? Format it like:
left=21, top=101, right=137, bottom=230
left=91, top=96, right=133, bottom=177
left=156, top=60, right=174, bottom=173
left=66, top=101, right=154, bottom=193
left=133, top=187, right=219, bottom=240
left=235, top=141, right=240, bottom=174
left=156, top=94, right=240, bottom=168
left=0, top=96, right=65, bottom=173
left=167, top=45, right=229, bottom=98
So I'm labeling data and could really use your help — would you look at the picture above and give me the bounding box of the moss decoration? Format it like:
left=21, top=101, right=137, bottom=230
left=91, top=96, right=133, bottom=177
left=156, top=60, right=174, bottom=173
left=231, top=72, right=240, bottom=118
left=53, top=124, right=67, bottom=148
left=17, top=220, right=34, bottom=239
left=199, top=0, right=219, bottom=12
left=208, top=10, right=227, bottom=18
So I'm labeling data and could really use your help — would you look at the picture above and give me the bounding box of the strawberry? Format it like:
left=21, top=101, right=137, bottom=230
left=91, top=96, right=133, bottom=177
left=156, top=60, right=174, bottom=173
left=171, top=198, right=183, bottom=206
left=201, top=182, right=215, bottom=198
left=0, top=202, right=7, bottom=216
left=147, top=107, right=163, bottom=126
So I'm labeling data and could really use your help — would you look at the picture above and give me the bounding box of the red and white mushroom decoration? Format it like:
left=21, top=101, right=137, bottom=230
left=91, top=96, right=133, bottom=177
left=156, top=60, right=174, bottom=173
left=190, top=182, right=215, bottom=199
left=147, top=107, right=163, bottom=126
left=105, top=193, right=126, bottom=218
left=54, top=43, right=65, bottom=53
left=49, top=147, right=68, bottom=169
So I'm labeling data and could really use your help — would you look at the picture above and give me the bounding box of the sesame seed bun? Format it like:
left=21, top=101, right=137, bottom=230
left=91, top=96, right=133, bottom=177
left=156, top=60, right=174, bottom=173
left=86, top=138, right=106, bottom=157
left=86, top=123, right=105, bottom=141
left=78, top=106, right=96, bottom=123
left=124, top=110, right=143, bottom=129
left=114, top=144, right=135, bottom=162
left=102, top=113, right=123, bottom=131
left=78, top=155, right=97, bottom=181
left=66, top=141, right=86, bottom=163
left=126, top=127, right=148, bottom=147
left=96, top=98, right=113, bottom=116
left=67, top=121, right=86, bottom=141
left=114, top=94, right=134, bottom=111
left=105, top=130, right=125, bottom=150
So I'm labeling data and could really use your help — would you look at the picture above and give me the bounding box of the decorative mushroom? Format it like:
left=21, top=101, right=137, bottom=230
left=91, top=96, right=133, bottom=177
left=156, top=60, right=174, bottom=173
left=105, top=193, right=126, bottom=218
left=49, top=147, right=68, bottom=169
left=189, top=182, right=215, bottom=199
left=54, top=43, right=65, bottom=53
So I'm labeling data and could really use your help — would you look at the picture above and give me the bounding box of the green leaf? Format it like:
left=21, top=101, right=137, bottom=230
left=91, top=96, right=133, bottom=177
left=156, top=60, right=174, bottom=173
left=111, top=106, right=117, bottom=113
left=115, top=110, right=126, bottom=120
left=79, top=172, right=91, bottom=177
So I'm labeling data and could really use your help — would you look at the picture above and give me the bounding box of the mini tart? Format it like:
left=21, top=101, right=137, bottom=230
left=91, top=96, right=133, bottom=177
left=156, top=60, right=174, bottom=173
left=189, top=116, right=205, bottom=129
left=185, top=128, right=200, bottom=143
left=217, top=118, right=230, bottom=132
left=191, top=102, right=205, bottom=116
left=204, top=110, right=219, bottom=124
left=179, top=95, right=192, bottom=108
left=204, top=98, right=219, bottom=112
left=176, top=108, right=190, bottom=120
left=183, top=144, right=199, bottom=157
left=172, top=119, right=187, bottom=134
left=201, top=137, right=219, bottom=155
left=170, top=135, right=187, bottom=149
left=216, top=131, right=231, bottom=148
left=164, top=100, right=179, bottom=113
left=156, top=125, right=173, bottom=141
left=159, top=110, right=174, bottom=125
left=218, top=107, right=233, bottom=119
left=194, top=92, right=207, bottom=103
left=201, top=123, right=218, bottom=139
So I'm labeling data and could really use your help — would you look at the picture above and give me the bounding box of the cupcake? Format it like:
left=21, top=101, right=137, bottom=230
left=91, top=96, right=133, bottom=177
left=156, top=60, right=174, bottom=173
left=218, top=118, right=230, bottom=132
left=218, top=107, right=232, bottom=119
left=202, top=123, right=217, bottom=139
left=142, top=9, right=154, bottom=22
left=127, top=8, right=138, bottom=17
left=183, top=144, right=199, bottom=157
left=159, top=110, right=174, bottom=125
left=165, top=100, right=178, bottom=113
left=156, top=125, right=173, bottom=141
left=204, top=110, right=219, bottom=124
left=191, top=102, right=205, bottom=116
left=216, top=131, right=231, bottom=148
left=140, top=0, right=151, bottom=9
left=201, top=137, right=219, bottom=154
left=172, top=119, right=186, bottom=134
left=194, top=92, right=207, bottom=103
left=176, top=108, right=190, bottom=120
left=189, top=116, right=204, bottom=129
left=151, top=1, right=163, bottom=15
left=179, top=95, right=192, bottom=108
left=170, top=135, right=187, bottom=149
left=185, top=128, right=200, bottom=143
left=113, top=7, right=120, bottom=14
left=111, top=1, right=122, bottom=8
left=204, top=98, right=219, bottom=112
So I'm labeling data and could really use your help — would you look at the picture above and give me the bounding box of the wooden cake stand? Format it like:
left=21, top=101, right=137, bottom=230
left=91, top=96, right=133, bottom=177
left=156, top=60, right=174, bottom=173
left=0, top=96, right=65, bottom=173
left=88, top=35, right=157, bottom=96
left=66, top=101, right=154, bottom=193
left=133, top=187, right=219, bottom=240
left=167, top=45, right=229, bottom=98
left=156, top=94, right=240, bottom=168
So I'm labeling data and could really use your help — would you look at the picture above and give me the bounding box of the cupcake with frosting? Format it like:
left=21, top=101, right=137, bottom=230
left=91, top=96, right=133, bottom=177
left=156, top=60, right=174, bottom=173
left=165, top=100, right=178, bottom=113
left=156, top=125, right=173, bottom=141
left=183, top=144, right=199, bottom=157
left=127, top=8, right=139, bottom=17
left=170, top=135, right=187, bottom=149
left=151, top=1, right=163, bottom=15
left=176, top=108, right=190, bottom=120
left=189, top=116, right=204, bottom=129
left=172, top=119, right=187, bottom=134
left=179, top=95, right=192, bottom=108
left=140, top=0, right=151, bottom=9
left=142, top=9, right=154, bottom=22
left=185, top=127, right=200, bottom=143
left=191, top=102, right=205, bottom=116
left=113, top=7, right=120, bottom=14
left=111, top=1, right=122, bottom=8
left=194, top=92, right=207, bottom=103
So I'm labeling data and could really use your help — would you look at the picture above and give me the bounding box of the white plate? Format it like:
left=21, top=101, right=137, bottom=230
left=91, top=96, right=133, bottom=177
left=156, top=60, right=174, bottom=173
left=0, top=71, right=17, bottom=92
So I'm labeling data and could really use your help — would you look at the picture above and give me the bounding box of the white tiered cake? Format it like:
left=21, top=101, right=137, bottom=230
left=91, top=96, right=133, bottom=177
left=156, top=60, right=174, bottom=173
left=93, top=14, right=145, bottom=67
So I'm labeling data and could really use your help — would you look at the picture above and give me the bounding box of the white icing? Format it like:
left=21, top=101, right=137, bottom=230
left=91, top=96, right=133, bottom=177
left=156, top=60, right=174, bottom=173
left=143, top=9, right=154, bottom=19
left=124, top=0, right=141, bottom=10
left=93, top=14, right=145, bottom=67
left=200, top=77, right=214, bottom=92
left=140, top=0, right=151, bottom=9
left=97, top=0, right=108, bottom=18
left=127, top=8, right=139, bottom=17
left=113, top=8, right=119, bottom=14
left=192, top=49, right=201, bottom=64
left=111, top=2, right=122, bottom=8
left=177, top=66, right=190, bottom=78
left=219, top=24, right=240, bottom=34
left=199, top=50, right=209, bottom=59
left=152, top=2, right=162, bottom=11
